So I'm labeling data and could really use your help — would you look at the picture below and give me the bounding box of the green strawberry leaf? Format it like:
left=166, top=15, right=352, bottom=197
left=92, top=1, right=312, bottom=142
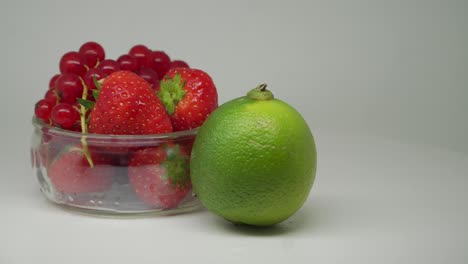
left=92, top=76, right=102, bottom=101
left=161, top=144, right=190, bottom=187
left=93, top=76, right=102, bottom=90
left=77, top=98, right=95, bottom=110
left=92, top=89, right=100, bottom=101
left=158, top=73, right=186, bottom=115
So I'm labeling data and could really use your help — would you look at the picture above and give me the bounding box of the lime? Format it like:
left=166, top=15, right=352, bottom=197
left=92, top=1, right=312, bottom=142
left=190, top=84, right=317, bottom=226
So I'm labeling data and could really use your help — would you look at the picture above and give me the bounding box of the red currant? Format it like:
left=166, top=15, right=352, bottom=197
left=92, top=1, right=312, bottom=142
left=150, top=51, right=171, bottom=79
left=79, top=41, right=105, bottom=68
left=44, top=89, right=59, bottom=104
left=169, top=60, right=189, bottom=69
left=84, top=68, right=105, bottom=90
left=51, top=103, right=79, bottom=128
left=117, top=54, right=139, bottom=72
left=69, top=121, right=83, bottom=132
left=59, top=51, right=87, bottom=77
left=49, top=74, right=61, bottom=90
left=35, top=99, right=53, bottom=122
left=98, top=59, right=120, bottom=76
left=55, top=73, right=84, bottom=104
left=137, top=67, right=159, bottom=89
left=129, top=44, right=151, bottom=69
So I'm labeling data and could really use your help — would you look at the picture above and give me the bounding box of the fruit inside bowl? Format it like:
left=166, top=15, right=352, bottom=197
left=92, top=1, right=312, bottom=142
left=31, top=117, right=200, bottom=214
left=31, top=42, right=218, bottom=215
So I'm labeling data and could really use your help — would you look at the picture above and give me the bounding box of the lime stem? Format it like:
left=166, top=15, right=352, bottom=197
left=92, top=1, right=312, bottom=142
left=247, top=83, right=274, bottom=100
left=257, top=83, right=267, bottom=92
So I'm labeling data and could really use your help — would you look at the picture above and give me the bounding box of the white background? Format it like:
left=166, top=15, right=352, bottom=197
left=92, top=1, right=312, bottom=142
left=1, top=0, right=467, bottom=263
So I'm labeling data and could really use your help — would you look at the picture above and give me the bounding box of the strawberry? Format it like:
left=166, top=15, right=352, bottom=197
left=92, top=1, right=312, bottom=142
left=158, top=68, right=218, bottom=131
left=128, top=144, right=192, bottom=209
left=47, top=146, right=113, bottom=194
left=39, top=134, right=78, bottom=168
left=88, top=71, right=172, bottom=135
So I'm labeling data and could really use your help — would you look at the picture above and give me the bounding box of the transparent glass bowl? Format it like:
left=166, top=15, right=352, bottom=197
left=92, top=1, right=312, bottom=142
left=30, top=117, right=201, bottom=216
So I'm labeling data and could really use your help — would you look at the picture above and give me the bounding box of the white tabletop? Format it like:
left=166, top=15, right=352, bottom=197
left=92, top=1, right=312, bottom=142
left=2, top=129, right=467, bottom=264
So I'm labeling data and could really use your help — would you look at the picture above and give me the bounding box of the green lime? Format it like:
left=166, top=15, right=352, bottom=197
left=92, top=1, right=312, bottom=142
left=190, top=84, right=317, bottom=226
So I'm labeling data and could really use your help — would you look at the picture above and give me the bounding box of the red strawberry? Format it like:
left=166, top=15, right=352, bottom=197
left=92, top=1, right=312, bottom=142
left=128, top=144, right=192, bottom=209
left=39, top=133, right=79, bottom=167
left=88, top=71, right=172, bottom=135
left=47, top=146, right=113, bottom=194
left=158, top=68, right=218, bottom=131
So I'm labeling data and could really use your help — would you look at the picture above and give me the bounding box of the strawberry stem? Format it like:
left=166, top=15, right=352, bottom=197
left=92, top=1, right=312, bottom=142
left=79, top=78, right=94, bottom=168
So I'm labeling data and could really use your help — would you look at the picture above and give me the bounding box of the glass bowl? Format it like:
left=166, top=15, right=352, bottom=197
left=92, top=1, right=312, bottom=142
left=30, top=117, right=201, bottom=216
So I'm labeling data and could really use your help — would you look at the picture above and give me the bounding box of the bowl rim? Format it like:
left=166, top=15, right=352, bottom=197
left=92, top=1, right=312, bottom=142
left=32, top=116, right=198, bottom=140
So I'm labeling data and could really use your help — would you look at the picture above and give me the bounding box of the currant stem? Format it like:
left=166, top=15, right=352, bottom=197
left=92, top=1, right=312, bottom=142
left=79, top=78, right=94, bottom=168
